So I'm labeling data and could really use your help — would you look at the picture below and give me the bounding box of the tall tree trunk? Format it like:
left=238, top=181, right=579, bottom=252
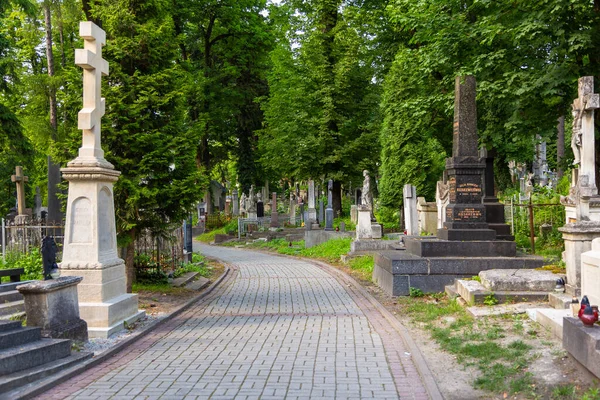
left=44, top=2, right=62, bottom=224
left=556, top=115, right=565, bottom=180
left=125, top=229, right=136, bottom=293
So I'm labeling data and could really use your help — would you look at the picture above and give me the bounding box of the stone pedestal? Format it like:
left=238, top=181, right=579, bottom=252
left=17, top=276, right=88, bottom=341
left=559, top=222, right=600, bottom=296
left=60, top=164, right=144, bottom=338
left=356, top=206, right=373, bottom=239
left=581, top=238, right=600, bottom=307
left=563, top=317, right=600, bottom=379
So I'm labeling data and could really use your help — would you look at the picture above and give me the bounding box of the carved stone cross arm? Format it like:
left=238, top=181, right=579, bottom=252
left=74, top=21, right=109, bottom=161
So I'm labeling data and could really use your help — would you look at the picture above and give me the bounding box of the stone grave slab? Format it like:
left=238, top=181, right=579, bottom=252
left=479, top=269, right=562, bottom=292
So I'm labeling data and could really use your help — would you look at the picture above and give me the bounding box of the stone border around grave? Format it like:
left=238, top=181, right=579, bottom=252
left=4, top=266, right=231, bottom=400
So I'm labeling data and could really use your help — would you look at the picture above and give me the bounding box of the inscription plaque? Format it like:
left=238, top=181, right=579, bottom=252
left=98, top=188, right=116, bottom=252
left=70, top=197, right=92, bottom=243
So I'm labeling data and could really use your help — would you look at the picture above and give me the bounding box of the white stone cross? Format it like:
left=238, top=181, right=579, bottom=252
left=75, top=21, right=109, bottom=160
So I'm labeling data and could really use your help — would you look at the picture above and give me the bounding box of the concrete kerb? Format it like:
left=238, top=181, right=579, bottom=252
left=7, top=265, right=232, bottom=400
left=235, top=245, right=443, bottom=400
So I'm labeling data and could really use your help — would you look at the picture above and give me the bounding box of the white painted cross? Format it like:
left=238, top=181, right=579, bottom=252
left=75, top=21, right=109, bottom=160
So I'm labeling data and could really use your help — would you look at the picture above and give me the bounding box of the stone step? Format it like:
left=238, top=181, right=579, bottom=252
left=0, top=301, right=24, bottom=317
left=0, top=312, right=25, bottom=322
left=0, top=282, right=32, bottom=294
left=0, top=290, right=23, bottom=304
left=444, top=284, right=458, bottom=299
left=185, top=277, right=210, bottom=291
left=548, top=292, right=574, bottom=310
left=456, top=279, right=548, bottom=305
left=467, top=303, right=545, bottom=318
left=0, top=321, right=21, bottom=333
left=479, top=269, right=563, bottom=292
left=172, top=272, right=199, bottom=288
left=0, top=351, right=92, bottom=396
left=531, top=308, right=571, bottom=341
left=0, top=339, right=72, bottom=376
left=0, top=327, right=40, bottom=351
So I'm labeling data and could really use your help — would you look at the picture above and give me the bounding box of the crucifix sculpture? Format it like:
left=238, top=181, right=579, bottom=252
left=74, top=21, right=109, bottom=161
left=570, top=77, right=600, bottom=221
left=11, top=166, right=28, bottom=216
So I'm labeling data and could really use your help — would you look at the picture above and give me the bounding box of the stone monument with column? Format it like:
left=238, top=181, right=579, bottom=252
left=59, top=21, right=144, bottom=338
left=559, top=76, right=600, bottom=296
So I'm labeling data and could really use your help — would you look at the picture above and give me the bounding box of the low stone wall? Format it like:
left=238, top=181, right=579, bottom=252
left=304, top=230, right=353, bottom=248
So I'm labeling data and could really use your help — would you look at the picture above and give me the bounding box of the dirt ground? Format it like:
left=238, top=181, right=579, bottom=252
left=136, top=258, right=225, bottom=316
left=333, top=261, right=600, bottom=400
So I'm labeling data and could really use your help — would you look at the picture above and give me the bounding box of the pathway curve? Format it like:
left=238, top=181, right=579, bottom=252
left=42, top=244, right=435, bottom=399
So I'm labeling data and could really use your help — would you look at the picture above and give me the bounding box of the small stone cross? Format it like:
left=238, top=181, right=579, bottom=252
left=75, top=21, right=109, bottom=160
left=11, top=166, right=28, bottom=215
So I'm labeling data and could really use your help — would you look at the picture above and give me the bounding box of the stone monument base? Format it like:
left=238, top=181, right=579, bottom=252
left=373, top=250, right=545, bottom=296
left=61, top=263, right=145, bottom=339
left=17, top=276, right=88, bottom=341
left=559, top=222, right=600, bottom=296
left=563, top=317, right=600, bottom=379
left=79, top=294, right=144, bottom=338
left=404, top=237, right=516, bottom=257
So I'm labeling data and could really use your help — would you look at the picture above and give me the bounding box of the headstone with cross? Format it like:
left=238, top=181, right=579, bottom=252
left=570, top=76, right=600, bottom=221
left=59, top=21, right=144, bottom=338
left=11, top=166, right=30, bottom=222
left=73, top=21, right=109, bottom=163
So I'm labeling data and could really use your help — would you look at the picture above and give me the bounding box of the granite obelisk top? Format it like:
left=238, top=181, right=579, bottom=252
left=452, top=76, right=478, bottom=158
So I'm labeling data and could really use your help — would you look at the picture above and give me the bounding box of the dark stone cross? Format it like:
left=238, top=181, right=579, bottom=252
left=11, top=166, right=28, bottom=216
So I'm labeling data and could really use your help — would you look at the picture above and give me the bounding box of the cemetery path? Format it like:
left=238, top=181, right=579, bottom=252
left=41, top=244, right=437, bottom=400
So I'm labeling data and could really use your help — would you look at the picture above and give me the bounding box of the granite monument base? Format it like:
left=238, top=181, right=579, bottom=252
left=563, top=317, right=600, bottom=379
left=404, top=237, right=517, bottom=257
left=17, top=276, right=88, bottom=341
left=373, top=251, right=544, bottom=296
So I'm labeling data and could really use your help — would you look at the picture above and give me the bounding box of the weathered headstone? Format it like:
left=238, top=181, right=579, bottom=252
left=319, top=199, right=324, bottom=226
left=437, top=76, right=495, bottom=241
left=417, top=197, right=437, bottom=235
left=435, top=176, right=449, bottom=229
left=480, top=146, right=514, bottom=241
left=59, top=22, right=144, bottom=338
left=533, top=136, right=548, bottom=186
left=325, top=180, right=334, bottom=231
left=247, top=185, right=257, bottom=219
left=403, top=185, right=419, bottom=235
left=308, top=180, right=317, bottom=224
left=270, top=192, right=279, bottom=227
left=232, top=189, right=239, bottom=216
left=289, top=193, right=296, bottom=225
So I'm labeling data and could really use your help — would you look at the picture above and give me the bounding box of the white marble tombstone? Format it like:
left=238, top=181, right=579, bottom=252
left=403, top=185, right=419, bottom=235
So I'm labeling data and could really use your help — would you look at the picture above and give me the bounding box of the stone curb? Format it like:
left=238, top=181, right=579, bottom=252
left=10, top=266, right=231, bottom=400
left=217, top=245, right=443, bottom=400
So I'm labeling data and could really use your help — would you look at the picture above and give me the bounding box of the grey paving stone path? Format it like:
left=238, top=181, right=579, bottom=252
left=48, top=244, right=431, bottom=399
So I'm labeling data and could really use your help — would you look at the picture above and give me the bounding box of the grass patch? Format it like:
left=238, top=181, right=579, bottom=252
left=398, top=294, right=537, bottom=397
left=243, top=237, right=353, bottom=264
left=347, top=255, right=373, bottom=280
left=197, top=228, right=227, bottom=243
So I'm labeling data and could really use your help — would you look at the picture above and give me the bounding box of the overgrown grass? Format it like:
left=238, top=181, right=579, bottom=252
left=243, top=237, right=353, bottom=264
left=347, top=255, right=374, bottom=280
left=397, top=295, right=538, bottom=397
left=197, top=227, right=227, bottom=243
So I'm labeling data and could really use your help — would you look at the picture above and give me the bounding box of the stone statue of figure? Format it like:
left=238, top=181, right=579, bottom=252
left=239, top=193, right=247, bottom=215
left=525, top=172, right=534, bottom=197
left=361, top=170, right=376, bottom=220
left=572, top=102, right=585, bottom=165
left=247, top=185, right=257, bottom=212
left=361, top=170, right=373, bottom=208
